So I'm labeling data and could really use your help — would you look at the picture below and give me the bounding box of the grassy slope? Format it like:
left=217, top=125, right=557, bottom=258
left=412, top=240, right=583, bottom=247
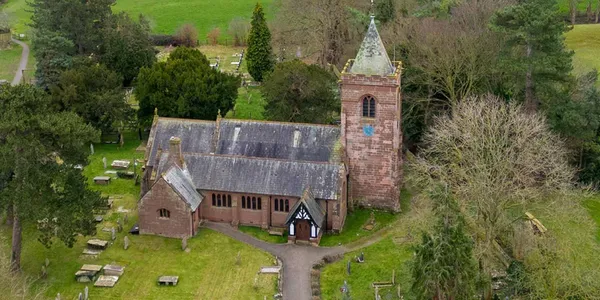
left=1, top=0, right=30, bottom=35
left=558, top=0, right=600, bottom=14
left=320, top=209, right=398, bottom=247
left=113, top=0, right=275, bottom=38
left=565, top=24, right=600, bottom=86
left=584, top=197, right=600, bottom=240
left=0, top=44, right=20, bottom=81
left=1, top=133, right=276, bottom=299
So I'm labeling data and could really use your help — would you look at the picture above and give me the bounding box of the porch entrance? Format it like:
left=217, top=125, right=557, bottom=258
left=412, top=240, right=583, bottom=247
left=295, top=220, right=310, bottom=241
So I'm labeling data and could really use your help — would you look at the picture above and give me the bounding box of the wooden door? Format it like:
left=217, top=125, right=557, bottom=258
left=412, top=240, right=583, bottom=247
left=295, top=220, right=310, bottom=241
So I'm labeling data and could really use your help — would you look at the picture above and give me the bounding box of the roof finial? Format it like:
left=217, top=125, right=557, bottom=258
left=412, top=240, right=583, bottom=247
left=152, top=107, right=159, bottom=126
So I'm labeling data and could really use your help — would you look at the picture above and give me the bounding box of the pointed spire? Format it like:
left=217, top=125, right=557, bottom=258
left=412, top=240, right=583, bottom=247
left=350, top=16, right=394, bottom=76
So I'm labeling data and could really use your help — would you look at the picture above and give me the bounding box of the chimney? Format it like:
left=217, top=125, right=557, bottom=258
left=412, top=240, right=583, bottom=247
left=168, top=136, right=184, bottom=168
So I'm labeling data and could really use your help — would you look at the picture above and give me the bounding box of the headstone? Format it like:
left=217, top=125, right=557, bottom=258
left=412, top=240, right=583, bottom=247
left=78, top=292, right=83, bottom=300
left=346, top=260, right=351, bottom=275
left=181, top=237, right=188, bottom=251
left=55, top=293, right=61, bottom=300
left=111, top=228, right=116, bottom=241
left=124, top=236, right=130, bottom=250
left=41, top=265, right=47, bottom=279
left=102, top=157, right=107, bottom=169
left=117, top=218, right=123, bottom=233
left=357, top=252, right=364, bottom=263
left=124, top=213, right=129, bottom=224
left=235, top=251, right=241, bottom=266
left=84, top=286, right=89, bottom=300
left=45, top=257, right=50, bottom=267
left=90, top=144, right=94, bottom=155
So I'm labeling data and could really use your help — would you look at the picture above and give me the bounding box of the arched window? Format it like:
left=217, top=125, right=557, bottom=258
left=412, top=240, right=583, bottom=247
left=217, top=194, right=221, bottom=206
left=158, top=208, right=170, bottom=219
left=258, top=197, right=262, bottom=210
left=285, top=199, right=289, bottom=212
left=212, top=194, right=216, bottom=206
left=274, top=198, right=279, bottom=211
left=242, top=196, right=246, bottom=209
left=227, top=195, right=232, bottom=207
left=252, top=197, right=256, bottom=210
left=362, top=95, right=376, bottom=118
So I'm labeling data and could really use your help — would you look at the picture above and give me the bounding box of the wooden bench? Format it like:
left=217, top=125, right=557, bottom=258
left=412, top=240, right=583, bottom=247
left=94, top=176, right=111, bottom=185
left=158, top=276, right=179, bottom=286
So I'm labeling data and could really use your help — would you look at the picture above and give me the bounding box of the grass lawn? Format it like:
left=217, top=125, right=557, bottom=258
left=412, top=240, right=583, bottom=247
left=320, top=237, right=413, bottom=300
left=1, top=132, right=277, bottom=299
left=238, top=226, right=287, bottom=244
left=584, top=197, right=600, bottom=241
left=565, top=24, right=600, bottom=86
left=0, top=44, right=21, bottom=82
left=558, top=0, right=599, bottom=14
left=113, top=0, right=276, bottom=39
left=228, top=87, right=266, bottom=120
left=319, top=209, right=398, bottom=247
left=1, top=0, right=31, bottom=35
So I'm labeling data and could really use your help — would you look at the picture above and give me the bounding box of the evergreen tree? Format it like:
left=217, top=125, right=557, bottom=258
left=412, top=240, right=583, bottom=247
left=411, top=186, right=477, bottom=300
left=0, top=85, right=103, bottom=271
left=262, top=60, right=339, bottom=124
left=375, top=0, right=395, bottom=24
left=491, top=0, right=573, bottom=112
left=135, top=47, right=241, bottom=127
left=246, top=3, right=274, bottom=82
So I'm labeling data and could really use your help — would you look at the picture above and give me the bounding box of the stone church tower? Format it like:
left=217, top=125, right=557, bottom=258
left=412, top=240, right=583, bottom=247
left=340, top=16, right=402, bottom=211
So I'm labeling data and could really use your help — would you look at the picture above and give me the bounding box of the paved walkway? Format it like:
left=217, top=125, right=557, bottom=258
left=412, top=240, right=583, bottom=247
left=11, top=38, right=29, bottom=86
left=204, top=222, right=348, bottom=300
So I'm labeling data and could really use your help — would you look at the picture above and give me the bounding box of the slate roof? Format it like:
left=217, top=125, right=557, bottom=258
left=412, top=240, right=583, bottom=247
left=162, top=166, right=203, bottom=211
left=285, top=187, right=326, bottom=227
left=157, top=153, right=342, bottom=200
left=146, top=118, right=341, bottom=165
left=147, top=118, right=215, bottom=166
left=217, top=120, right=340, bottom=162
left=350, top=16, right=395, bottom=76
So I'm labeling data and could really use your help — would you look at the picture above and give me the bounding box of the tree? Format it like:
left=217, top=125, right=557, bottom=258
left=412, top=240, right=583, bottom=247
left=569, top=0, right=581, bottom=25
left=262, top=60, right=339, bottom=124
left=375, top=0, right=396, bottom=24
left=0, top=11, right=11, bottom=33
left=228, top=17, right=250, bottom=46
left=100, top=13, right=156, bottom=86
left=50, top=62, right=132, bottom=134
left=411, top=95, right=573, bottom=298
left=31, top=30, right=75, bottom=89
left=207, top=27, right=220, bottom=45
left=411, top=186, right=477, bottom=300
left=0, top=85, right=103, bottom=271
left=175, top=23, right=198, bottom=48
left=246, top=3, right=274, bottom=82
left=135, top=47, right=241, bottom=127
left=491, top=0, right=573, bottom=112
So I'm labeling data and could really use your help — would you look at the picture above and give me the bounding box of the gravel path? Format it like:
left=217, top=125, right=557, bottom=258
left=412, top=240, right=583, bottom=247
left=204, top=222, right=347, bottom=300
left=11, top=38, right=29, bottom=86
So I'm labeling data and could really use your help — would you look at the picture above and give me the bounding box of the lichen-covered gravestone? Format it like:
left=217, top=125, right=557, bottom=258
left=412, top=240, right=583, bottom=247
left=124, top=236, right=130, bottom=250
left=84, top=286, right=88, bottom=300
left=117, top=218, right=123, bottom=233
left=45, top=257, right=50, bottom=267
left=181, top=237, right=187, bottom=251
left=102, top=157, right=107, bottom=169
left=111, top=228, right=116, bottom=241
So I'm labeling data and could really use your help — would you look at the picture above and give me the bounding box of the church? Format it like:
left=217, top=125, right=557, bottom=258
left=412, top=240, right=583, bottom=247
left=137, top=17, right=402, bottom=245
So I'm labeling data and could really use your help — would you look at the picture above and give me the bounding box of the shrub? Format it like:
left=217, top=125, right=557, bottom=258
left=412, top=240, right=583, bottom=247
left=175, top=23, right=198, bottom=47
left=150, top=34, right=177, bottom=46
left=228, top=17, right=250, bottom=46
left=207, top=27, right=220, bottom=45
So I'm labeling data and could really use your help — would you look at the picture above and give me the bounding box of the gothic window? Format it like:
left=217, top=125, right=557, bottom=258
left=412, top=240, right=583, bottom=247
left=158, top=208, right=170, bottom=219
left=212, top=194, right=216, bottom=206
left=362, top=95, right=376, bottom=118
left=285, top=199, right=289, bottom=212
left=274, top=198, right=279, bottom=211
left=274, top=199, right=290, bottom=212
left=258, top=197, right=262, bottom=210
left=227, top=195, right=232, bottom=207
left=242, top=196, right=246, bottom=209
left=217, top=194, right=221, bottom=206
left=252, top=197, right=257, bottom=210
left=213, top=194, right=232, bottom=207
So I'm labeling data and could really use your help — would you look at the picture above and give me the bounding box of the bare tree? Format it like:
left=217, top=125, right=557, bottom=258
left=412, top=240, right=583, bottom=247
left=596, top=0, right=600, bottom=23
left=570, top=0, right=581, bottom=26
left=272, top=0, right=351, bottom=66
left=228, top=17, right=250, bottom=46
left=175, top=24, right=198, bottom=47
left=410, top=94, right=574, bottom=298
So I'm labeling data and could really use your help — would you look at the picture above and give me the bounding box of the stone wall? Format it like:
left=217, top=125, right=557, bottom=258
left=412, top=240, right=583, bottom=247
left=138, top=178, right=193, bottom=238
left=341, top=71, right=402, bottom=211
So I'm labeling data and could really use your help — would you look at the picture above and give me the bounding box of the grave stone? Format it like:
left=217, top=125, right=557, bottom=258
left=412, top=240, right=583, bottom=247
left=111, top=228, right=116, bottom=241
left=103, top=264, right=125, bottom=276
left=346, top=260, right=351, bottom=275
left=357, top=252, right=364, bottom=263
left=124, top=236, right=130, bottom=250
left=78, top=292, right=82, bottom=300
left=94, top=275, right=119, bottom=287
left=84, top=286, right=88, bottom=300
left=102, top=157, right=107, bottom=169
left=181, top=237, right=187, bottom=251
left=55, top=293, right=60, bottom=300
left=90, top=144, right=94, bottom=155
left=235, top=251, right=241, bottom=266
left=45, top=257, right=50, bottom=267
left=124, top=213, right=129, bottom=224
left=41, top=265, right=47, bottom=279
left=117, top=218, right=123, bottom=233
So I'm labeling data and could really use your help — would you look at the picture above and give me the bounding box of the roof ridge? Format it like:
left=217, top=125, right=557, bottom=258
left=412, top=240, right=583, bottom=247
left=180, top=152, right=344, bottom=166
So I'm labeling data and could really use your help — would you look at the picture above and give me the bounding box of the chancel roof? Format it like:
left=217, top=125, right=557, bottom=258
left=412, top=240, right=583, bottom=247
left=350, top=16, right=395, bottom=76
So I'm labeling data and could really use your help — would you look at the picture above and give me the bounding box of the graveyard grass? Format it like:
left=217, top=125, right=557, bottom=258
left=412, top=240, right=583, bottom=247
left=0, top=132, right=277, bottom=299
left=565, top=24, right=600, bottom=87
left=238, top=226, right=287, bottom=244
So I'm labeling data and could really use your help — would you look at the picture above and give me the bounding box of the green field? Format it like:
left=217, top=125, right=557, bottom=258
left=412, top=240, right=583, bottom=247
left=1, top=133, right=277, bottom=299
left=558, top=0, right=600, bottom=15
left=113, top=0, right=276, bottom=39
left=1, top=0, right=31, bottom=35
left=0, top=43, right=21, bottom=82
left=565, top=24, right=600, bottom=86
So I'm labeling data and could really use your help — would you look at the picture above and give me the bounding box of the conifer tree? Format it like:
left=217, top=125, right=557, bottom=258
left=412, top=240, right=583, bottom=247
left=246, top=3, right=274, bottom=82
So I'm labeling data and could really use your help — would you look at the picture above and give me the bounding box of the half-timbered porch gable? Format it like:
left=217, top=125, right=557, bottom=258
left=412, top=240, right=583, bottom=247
left=285, top=188, right=325, bottom=244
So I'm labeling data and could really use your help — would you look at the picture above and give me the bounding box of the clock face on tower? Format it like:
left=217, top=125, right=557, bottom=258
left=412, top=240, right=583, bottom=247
left=363, top=125, right=374, bottom=137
